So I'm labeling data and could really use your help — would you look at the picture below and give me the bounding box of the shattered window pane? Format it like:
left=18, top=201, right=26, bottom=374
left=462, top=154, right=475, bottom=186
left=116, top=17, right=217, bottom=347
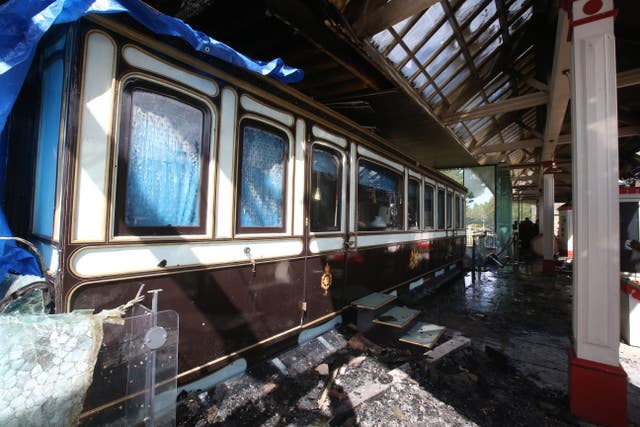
left=392, top=15, right=414, bottom=34
left=507, top=0, right=529, bottom=20
left=468, top=19, right=500, bottom=56
left=387, top=44, right=408, bottom=66
left=455, top=0, right=485, bottom=26
left=442, top=68, right=471, bottom=97
left=402, top=7, right=445, bottom=51
left=412, top=73, right=429, bottom=89
left=468, top=0, right=497, bottom=32
left=371, top=29, right=395, bottom=51
left=401, top=59, right=420, bottom=78
left=434, top=56, right=465, bottom=88
left=473, top=35, right=502, bottom=68
left=509, top=6, right=533, bottom=35
left=426, top=41, right=460, bottom=76
left=414, top=21, right=453, bottom=66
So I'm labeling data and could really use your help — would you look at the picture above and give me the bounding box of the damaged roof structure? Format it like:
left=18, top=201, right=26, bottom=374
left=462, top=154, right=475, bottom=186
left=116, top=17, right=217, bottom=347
left=144, top=0, right=640, bottom=201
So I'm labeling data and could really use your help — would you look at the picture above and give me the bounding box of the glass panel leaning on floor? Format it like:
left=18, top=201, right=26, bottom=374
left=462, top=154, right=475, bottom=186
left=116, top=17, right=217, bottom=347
left=357, top=160, right=404, bottom=231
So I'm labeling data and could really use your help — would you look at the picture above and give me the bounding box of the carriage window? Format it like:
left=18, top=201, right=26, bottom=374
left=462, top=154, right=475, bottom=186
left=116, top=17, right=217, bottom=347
left=357, top=160, right=404, bottom=231
left=33, top=35, right=66, bottom=239
left=459, top=196, right=465, bottom=228
left=424, top=184, right=434, bottom=229
left=455, top=194, right=461, bottom=228
left=447, top=191, right=453, bottom=228
left=311, top=145, right=342, bottom=232
left=116, top=83, right=209, bottom=235
left=408, top=178, right=420, bottom=230
left=437, top=188, right=445, bottom=229
left=237, top=121, right=288, bottom=232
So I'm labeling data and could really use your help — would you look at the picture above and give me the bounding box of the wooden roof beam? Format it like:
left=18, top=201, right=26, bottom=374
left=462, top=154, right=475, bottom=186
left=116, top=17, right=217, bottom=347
left=617, top=68, right=640, bottom=88
left=353, top=0, right=439, bottom=38
left=540, top=9, right=571, bottom=162
left=441, top=92, right=548, bottom=124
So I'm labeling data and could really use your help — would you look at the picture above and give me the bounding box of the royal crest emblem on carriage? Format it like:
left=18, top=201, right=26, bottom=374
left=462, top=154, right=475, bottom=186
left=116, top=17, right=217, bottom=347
left=409, top=248, right=419, bottom=270
left=321, top=263, right=333, bottom=295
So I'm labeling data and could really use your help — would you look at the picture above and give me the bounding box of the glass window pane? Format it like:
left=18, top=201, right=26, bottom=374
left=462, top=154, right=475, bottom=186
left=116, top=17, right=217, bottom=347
left=402, top=5, right=445, bottom=51
left=426, top=42, right=460, bottom=76
left=442, top=68, right=471, bottom=97
left=447, top=191, right=453, bottom=228
left=238, top=123, right=287, bottom=229
left=401, top=59, right=420, bottom=78
left=468, top=0, right=497, bottom=32
left=33, top=37, right=66, bottom=238
left=455, top=0, right=485, bottom=26
left=473, top=35, right=503, bottom=68
left=414, top=21, right=453, bottom=66
left=371, top=30, right=395, bottom=52
left=468, top=19, right=500, bottom=56
left=424, top=184, right=434, bottom=228
left=434, top=57, right=465, bottom=88
left=387, top=44, right=408, bottom=66
left=358, top=160, right=404, bottom=231
left=408, top=179, right=420, bottom=230
left=310, top=146, right=342, bottom=231
left=437, top=188, right=445, bottom=229
left=412, top=73, right=428, bottom=89
left=509, top=6, right=533, bottom=35
left=125, top=90, right=204, bottom=228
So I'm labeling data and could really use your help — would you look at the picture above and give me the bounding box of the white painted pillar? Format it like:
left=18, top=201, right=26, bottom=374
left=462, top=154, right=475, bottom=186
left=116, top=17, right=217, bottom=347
left=537, top=199, right=544, bottom=229
left=542, top=172, right=555, bottom=273
left=570, top=0, right=619, bottom=367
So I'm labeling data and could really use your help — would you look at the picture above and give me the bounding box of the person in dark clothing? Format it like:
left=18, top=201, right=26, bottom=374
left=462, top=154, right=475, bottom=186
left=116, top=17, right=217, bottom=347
left=519, top=217, right=535, bottom=253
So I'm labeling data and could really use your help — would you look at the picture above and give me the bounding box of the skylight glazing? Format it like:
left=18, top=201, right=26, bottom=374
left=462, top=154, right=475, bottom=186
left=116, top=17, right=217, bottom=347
left=369, top=0, right=537, bottom=172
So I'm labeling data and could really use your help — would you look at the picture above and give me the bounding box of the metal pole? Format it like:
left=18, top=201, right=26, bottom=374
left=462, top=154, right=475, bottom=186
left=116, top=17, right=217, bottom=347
left=145, top=289, right=162, bottom=427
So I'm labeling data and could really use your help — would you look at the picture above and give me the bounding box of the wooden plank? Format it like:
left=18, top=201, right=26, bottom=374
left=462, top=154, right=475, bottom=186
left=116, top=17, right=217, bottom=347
left=353, top=0, right=439, bottom=38
left=352, top=292, right=397, bottom=310
left=373, top=306, right=420, bottom=328
left=424, top=336, right=471, bottom=365
left=398, top=322, right=445, bottom=348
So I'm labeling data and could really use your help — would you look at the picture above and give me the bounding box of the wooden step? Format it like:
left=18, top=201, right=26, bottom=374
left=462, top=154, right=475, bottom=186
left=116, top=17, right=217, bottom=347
left=398, top=322, right=446, bottom=349
left=352, top=292, right=397, bottom=310
left=373, top=306, right=420, bottom=328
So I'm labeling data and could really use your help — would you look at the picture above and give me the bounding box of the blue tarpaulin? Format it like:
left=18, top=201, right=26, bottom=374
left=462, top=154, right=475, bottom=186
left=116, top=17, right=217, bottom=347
left=0, top=0, right=303, bottom=283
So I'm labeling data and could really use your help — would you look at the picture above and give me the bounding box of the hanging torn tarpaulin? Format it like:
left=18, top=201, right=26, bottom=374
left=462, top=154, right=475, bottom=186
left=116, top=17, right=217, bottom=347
left=0, top=0, right=304, bottom=145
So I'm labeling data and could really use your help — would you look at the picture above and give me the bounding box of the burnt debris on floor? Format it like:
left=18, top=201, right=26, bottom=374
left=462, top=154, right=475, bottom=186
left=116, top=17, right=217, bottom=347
left=177, top=262, right=639, bottom=426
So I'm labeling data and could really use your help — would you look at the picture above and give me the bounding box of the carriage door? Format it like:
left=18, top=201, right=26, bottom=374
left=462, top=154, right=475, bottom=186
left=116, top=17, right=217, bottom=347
left=304, top=137, right=349, bottom=321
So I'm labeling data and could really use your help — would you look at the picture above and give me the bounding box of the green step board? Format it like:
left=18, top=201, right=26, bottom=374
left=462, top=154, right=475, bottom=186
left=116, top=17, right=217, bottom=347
left=352, top=292, right=397, bottom=310
left=399, top=322, right=446, bottom=348
left=373, top=306, right=420, bottom=328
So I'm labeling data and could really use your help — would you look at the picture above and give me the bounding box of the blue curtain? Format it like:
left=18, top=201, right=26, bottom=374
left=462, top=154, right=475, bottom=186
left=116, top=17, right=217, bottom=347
left=125, top=91, right=202, bottom=228
left=239, top=126, right=286, bottom=228
left=313, top=149, right=339, bottom=175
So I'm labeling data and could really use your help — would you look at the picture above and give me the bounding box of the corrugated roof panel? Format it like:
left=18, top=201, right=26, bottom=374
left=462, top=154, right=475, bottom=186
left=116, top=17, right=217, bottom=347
left=414, top=21, right=454, bottom=65
left=454, top=0, right=487, bottom=27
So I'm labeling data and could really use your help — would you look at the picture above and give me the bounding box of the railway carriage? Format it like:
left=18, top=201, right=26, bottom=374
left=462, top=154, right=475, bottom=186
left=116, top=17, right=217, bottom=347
left=3, top=15, right=467, bottom=385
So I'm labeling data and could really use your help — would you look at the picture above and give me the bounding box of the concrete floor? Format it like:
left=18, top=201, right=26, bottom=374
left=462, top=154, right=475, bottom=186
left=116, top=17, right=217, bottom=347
left=177, top=260, right=640, bottom=426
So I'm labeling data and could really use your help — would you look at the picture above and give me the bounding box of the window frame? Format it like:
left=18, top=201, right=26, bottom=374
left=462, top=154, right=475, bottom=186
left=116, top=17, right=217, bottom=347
left=446, top=190, right=454, bottom=229
left=309, top=141, right=346, bottom=234
left=436, top=186, right=446, bottom=230
left=114, top=77, right=213, bottom=237
left=356, top=157, right=405, bottom=233
left=235, top=117, right=291, bottom=235
left=407, top=176, right=421, bottom=231
left=423, top=182, right=435, bottom=230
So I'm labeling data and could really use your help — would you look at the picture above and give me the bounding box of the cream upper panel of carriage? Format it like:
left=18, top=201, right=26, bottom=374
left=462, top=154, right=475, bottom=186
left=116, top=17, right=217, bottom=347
left=73, top=29, right=309, bottom=245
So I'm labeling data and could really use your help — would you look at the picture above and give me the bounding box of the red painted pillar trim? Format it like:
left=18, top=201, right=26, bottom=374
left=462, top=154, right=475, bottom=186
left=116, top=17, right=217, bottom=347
left=569, top=348, right=627, bottom=426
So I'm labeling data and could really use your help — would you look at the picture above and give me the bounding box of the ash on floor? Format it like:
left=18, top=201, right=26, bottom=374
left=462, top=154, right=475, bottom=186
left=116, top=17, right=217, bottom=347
left=177, top=262, right=640, bottom=426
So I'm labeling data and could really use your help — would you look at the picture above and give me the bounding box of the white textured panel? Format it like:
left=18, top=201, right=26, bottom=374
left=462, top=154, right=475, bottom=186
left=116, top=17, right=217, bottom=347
left=312, top=126, right=347, bottom=148
left=240, top=94, right=294, bottom=127
left=349, top=144, right=357, bottom=232
left=309, top=237, right=344, bottom=253
left=73, top=32, right=115, bottom=242
left=215, top=88, right=237, bottom=238
left=122, top=46, right=218, bottom=96
left=71, top=238, right=304, bottom=277
left=571, top=0, right=620, bottom=366
left=357, top=146, right=403, bottom=172
left=294, top=119, right=306, bottom=236
left=356, top=231, right=449, bottom=248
